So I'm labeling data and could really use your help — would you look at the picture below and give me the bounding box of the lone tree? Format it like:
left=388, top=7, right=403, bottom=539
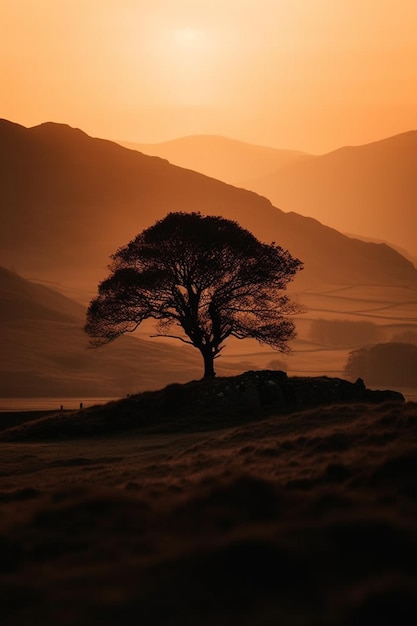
left=85, top=212, right=303, bottom=378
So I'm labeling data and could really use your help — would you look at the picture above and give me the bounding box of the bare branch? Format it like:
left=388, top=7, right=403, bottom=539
left=150, top=333, right=194, bottom=346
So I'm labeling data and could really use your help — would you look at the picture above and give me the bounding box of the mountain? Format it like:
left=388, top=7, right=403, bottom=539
left=118, top=135, right=306, bottom=186
left=0, top=266, right=205, bottom=397
left=1, top=118, right=416, bottom=303
left=242, top=131, right=417, bottom=257
left=1, top=121, right=417, bottom=393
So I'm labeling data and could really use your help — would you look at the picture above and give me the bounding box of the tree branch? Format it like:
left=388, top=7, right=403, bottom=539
left=150, top=333, right=194, bottom=346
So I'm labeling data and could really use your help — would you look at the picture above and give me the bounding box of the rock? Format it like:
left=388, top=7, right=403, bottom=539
left=175, top=371, right=405, bottom=420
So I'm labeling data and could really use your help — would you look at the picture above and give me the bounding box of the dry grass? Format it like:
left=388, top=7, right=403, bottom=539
left=0, top=384, right=416, bottom=625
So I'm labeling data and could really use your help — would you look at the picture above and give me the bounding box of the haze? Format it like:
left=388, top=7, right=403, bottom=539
left=1, top=0, right=416, bottom=153
left=1, top=0, right=417, bottom=395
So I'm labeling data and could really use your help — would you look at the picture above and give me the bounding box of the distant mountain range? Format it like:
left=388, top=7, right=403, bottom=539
left=244, top=131, right=417, bottom=259
left=1, top=120, right=417, bottom=395
left=118, top=135, right=306, bottom=186
left=122, top=131, right=417, bottom=259
left=1, top=118, right=415, bottom=304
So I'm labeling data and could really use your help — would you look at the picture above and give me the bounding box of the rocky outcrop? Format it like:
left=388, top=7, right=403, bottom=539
left=0, top=371, right=405, bottom=441
left=165, top=371, right=404, bottom=420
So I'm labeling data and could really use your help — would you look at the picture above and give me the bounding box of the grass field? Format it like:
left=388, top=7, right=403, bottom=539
left=1, top=388, right=417, bottom=625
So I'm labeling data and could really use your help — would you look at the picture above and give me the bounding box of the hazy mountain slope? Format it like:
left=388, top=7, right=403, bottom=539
left=0, top=265, right=85, bottom=323
left=243, top=131, right=417, bottom=257
left=0, top=267, right=204, bottom=397
left=118, top=135, right=307, bottom=185
left=1, top=119, right=416, bottom=300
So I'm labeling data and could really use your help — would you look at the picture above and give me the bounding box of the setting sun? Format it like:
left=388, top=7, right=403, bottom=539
left=1, top=0, right=416, bottom=151
left=173, top=26, right=204, bottom=44
left=146, top=24, right=222, bottom=105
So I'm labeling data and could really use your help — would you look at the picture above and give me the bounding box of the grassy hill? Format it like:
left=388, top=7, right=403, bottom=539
left=0, top=381, right=415, bottom=624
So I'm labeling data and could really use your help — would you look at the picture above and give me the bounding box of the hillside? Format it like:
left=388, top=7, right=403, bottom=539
left=2, top=265, right=417, bottom=397
left=0, top=370, right=403, bottom=441
left=243, top=131, right=417, bottom=257
left=0, top=266, right=206, bottom=397
left=0, top=386, right=416, bottom=625
left=1, top=119, right=416, bottom=304
left=118, top=135, right=306, bottom=186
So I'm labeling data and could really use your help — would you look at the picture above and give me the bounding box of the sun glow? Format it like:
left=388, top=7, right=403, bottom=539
left=173, top=27, right=203, bottom=45
left=147, top=25, right=225, bottom=106
left=167, top=26, right=211, bottom=68
left=1, top=0, right=416, bottom=151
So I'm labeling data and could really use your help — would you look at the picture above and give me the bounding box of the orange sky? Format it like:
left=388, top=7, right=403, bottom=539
left=1, top=0, right=416, bottom=153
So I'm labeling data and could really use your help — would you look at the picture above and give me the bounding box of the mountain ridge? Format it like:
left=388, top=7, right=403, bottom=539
left=242, top=130, right=417, bottom=256
left=116, top=126, right=416, bottom=257
left=117, top=134, right=307, bottom=186
left=0, top=118, right=416, bottom=301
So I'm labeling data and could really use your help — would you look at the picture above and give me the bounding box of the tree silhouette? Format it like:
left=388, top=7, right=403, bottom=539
left=344, top=342, right=417, bottom=386
left=85, top=212, right=303, bottom=378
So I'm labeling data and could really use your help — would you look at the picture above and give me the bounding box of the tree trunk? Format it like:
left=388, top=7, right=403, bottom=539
left=201, top=349, right=216, bottom=379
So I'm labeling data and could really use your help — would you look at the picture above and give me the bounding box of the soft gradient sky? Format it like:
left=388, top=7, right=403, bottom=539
left=1, top=0, right=416, bottom=152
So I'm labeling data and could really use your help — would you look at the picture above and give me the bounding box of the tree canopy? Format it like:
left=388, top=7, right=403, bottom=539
left=85, top=212, right=303, bottom=378
left=344, top=342, right=417, bottom=387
